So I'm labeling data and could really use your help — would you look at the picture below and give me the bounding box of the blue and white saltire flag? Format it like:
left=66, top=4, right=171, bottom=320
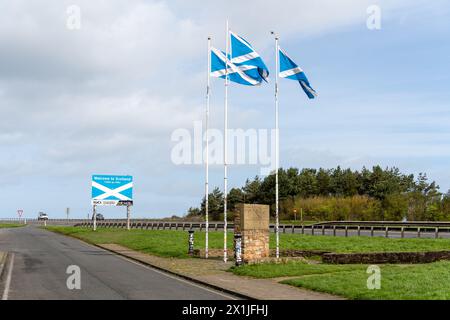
left=230, top=31, right=269, bottom=82
left=210, top=47, right=262, bottom=86
left=279, top=47, right=317, bottom=99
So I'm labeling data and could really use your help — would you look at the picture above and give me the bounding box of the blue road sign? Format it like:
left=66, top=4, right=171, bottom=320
left=91, top=175, right=133, bottom=206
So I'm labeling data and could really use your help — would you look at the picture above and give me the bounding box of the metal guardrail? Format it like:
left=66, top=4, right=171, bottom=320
left=2, top=218, right=450, bottom=239
left=71, top=220, right=450, bottom=239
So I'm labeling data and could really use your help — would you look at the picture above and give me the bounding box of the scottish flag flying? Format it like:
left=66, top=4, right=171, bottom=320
left=279, top=48, right=317, bottom=99
left=210, top=47, right=262, bottom=86
left=230, top=31, right=269, bottom=82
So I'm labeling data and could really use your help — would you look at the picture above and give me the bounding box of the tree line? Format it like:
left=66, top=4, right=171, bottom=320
left=186, top=166, right=450, bottom=221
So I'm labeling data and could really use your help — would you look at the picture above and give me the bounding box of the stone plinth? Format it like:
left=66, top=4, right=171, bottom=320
left=235, top=204, right=270, bottom=263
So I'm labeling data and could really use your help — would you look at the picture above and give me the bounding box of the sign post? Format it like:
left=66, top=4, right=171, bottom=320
left=93, top=205, right=97, bottom=231
left=17, top=209, right=23, bottom=224
left=91, top=175, right=133, bottom=231
left=126, top=205, right=131, bottom=231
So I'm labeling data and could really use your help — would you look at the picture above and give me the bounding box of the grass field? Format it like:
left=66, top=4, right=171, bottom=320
left=45, top=226, right=450, bottom=257
left=281, top=261, right=450, bottom=300
left=0, top=223, right=24, bottom=229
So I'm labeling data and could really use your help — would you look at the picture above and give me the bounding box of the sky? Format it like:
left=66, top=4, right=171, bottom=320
left=1, top=0, right=450, bottom=219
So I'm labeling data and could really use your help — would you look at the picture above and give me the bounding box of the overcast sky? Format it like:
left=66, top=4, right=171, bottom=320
left=1, top=0, right=450, bottom=219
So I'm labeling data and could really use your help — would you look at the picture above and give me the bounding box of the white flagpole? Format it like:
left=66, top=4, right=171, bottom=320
left=273, top=32, right=280, bottom=259
left=205, top=36, right=211, bottom=259
left=223, top=19, right=229, bottom=263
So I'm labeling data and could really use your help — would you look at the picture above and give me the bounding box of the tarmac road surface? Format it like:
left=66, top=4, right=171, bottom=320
left=0, top=226, right=236, bottom=300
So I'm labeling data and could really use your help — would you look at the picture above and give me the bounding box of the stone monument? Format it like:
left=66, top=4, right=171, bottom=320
left=235, top=204, right=270, bottom=263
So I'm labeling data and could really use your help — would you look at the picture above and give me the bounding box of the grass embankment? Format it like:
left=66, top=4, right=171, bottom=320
left=0, top=223, right=24, bottom=229
left=281, top=261, right=450, bottom=300
left=45, top=226, right=450, bottom=299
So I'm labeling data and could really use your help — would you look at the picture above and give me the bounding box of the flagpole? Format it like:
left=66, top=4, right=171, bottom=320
left=205, top=36, right=211, bottom=259
left=273, top=32, right=280, bottom=259
left=223, top=19, right=229, bottom=263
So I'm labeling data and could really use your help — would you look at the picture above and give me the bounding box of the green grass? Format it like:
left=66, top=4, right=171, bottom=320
left=279, top=233, right=450, bottom=253
left=45, top=226, right=235, bottom=258
left=231, top=260, right=450, bottom=299
left=45, top=226, right=450, bottom=258
left=281, top=261, right=450, bottom=300
left=0, top=223, right=24, bottom=228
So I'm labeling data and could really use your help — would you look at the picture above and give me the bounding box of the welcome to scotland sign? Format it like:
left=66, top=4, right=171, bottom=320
left=91, top=175, right=133, bottom=206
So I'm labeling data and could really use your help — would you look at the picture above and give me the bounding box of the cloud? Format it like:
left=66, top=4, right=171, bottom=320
left=0, top=0, right=448, bottom=217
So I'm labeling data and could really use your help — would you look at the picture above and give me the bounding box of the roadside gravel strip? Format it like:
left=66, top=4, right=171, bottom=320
left=0, top=252, right=6, bottom=277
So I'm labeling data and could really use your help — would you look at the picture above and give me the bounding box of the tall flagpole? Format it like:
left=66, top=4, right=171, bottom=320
left=205, top=36, right=211, bottom=259
left=273, top=32, right=280, bottom=259
left=223, top=19, right=229, bottom=263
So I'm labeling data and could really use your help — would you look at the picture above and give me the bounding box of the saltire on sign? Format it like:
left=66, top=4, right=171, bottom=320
left=210, top=47, right=262, bottom=86
left=279, top=47, right=317, bottom=99
left=91, top=175, right=133, bottom=206
left=230, top=31, right=269, bottom=82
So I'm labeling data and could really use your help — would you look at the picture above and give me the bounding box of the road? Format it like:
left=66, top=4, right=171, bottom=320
left=0, top=226, right=235, bottom=300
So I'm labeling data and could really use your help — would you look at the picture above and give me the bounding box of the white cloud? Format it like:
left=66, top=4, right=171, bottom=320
left=0, top=0, right=448, bottom=217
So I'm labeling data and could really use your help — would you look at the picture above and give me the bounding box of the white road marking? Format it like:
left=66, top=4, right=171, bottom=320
left=2, top=253, right=15, bottom=300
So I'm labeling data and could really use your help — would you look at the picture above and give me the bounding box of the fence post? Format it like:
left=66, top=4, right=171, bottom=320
left=401, top=227, right=405, bottom=238
left=311, top=225, right=315, bottom=236
left=301, top=224, right=305, bottom=235
left=322, top=225, right=325, bottom=235
left=333, top=225, right=336, bottom=237
left=357, top=225, right=361, bottom=237
left=370, top=226, right=374, bottom=237
left=292, top=225, right=295, bottom=234
left=283, top=225, right=286, bottom=234
left=385, top=226, right=389, bottom=238
left=345, top=226, right=348, bottom=237
left=417, top=227, right=421, bottom=238
left=435, top=227, right=439, bottom=239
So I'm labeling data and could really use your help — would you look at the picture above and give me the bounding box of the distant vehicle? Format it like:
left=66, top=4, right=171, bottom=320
left=92, top=213, right=105, bottom=221
left=38, top=212, right=48, bottom=220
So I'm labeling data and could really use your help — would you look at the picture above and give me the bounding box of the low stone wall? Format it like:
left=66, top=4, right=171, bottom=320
left=323, top=251, right=450, bottom=264
left=276, top=249, right=330, bottom=257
